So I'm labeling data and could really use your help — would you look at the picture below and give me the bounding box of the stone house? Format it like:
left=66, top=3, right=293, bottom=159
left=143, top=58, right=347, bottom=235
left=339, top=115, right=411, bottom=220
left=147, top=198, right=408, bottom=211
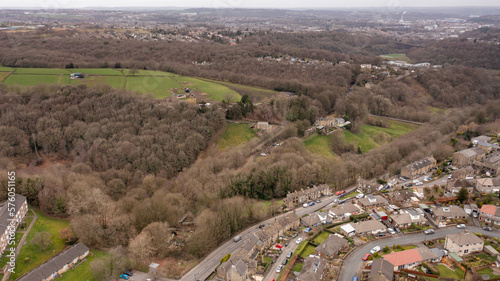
left=400, top=156, right=437, bottom=179
left=445, top=232, right=484, bottom=256
left=453, top=147, right=486, bottom=167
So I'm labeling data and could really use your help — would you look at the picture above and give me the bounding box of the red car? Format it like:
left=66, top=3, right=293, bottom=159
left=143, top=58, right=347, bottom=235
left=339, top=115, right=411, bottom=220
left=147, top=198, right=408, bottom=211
left=336, top=190, right=345, bottom=196
left=275, top=244, right=283, bottom=249
left=362, top=253, right=371, bottom=261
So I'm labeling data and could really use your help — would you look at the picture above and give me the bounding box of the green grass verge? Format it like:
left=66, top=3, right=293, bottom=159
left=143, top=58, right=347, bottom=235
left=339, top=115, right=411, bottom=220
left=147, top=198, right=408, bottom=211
left=4, top=74, right=63, bottom=86
left=176, top=77, right=241, bottom=101
left=312, top=231, right=330, bottom=245
left=71, top=69, right=123, bottom=76
left=126, top=76, right=181, bottom=98
left=303, top=134, right=336, bottom=159
left=70, top=76, right=125, bottom=88
left=344, top=120, right=418, bottom=153
left=56, top=249, right=109, bottom=281
left=9, top=209, right=70, bottom=280
left=216, top=123, right=256, bottom=149
left=13, top=68, right=70, bottom=74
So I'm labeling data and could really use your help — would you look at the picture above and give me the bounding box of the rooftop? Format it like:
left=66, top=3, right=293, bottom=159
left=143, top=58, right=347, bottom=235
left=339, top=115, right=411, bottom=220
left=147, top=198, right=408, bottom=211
left=446, top=232, right=484, bottom=246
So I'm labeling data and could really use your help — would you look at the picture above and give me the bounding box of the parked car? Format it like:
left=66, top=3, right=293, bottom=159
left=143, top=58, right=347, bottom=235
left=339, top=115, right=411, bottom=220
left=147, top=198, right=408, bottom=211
left=275, top=244, right=283, bottom=249
left=276, top=265, right=283, bottom=273
left=483, top=226, right=492, bottom=231
left=457, top=224, right=467, bottom=229
left=305, top=227, right=312, bottom=233
left=124, top=271, right=133, bottom=276
left=353, top=277, right=358, bottom=281
left=287, top=251, right=293, bottom=258
left=375, top=233, right=386, bottom=238
left=387, top=228, right=395, bottom=235
left=309, top=202, right=315, bottom=206
left=356, top=193, right=364, bottom=199
left=394, top=227, right=401, bottom=233
left=282, top=259, right=287, bottom=265
left=336, top=190, right=346, bottom=196
left=120, top=274, right=130, bottom=280
left=296, top=238, right=303, bottom=244
left=303, top=203, right=308, bottom=208
left=234, top=235, right=242, bottom=242
left=259, top=224, right=265, bottom=229
left=316, top=199, right=321, bottom=203
left=424, top=229, right=435, bottom=235
left=362, top=253, right=371, bottom=261
left=415, top=181, right=423, bottom=186
left=370, top=246, right=381, bottom=254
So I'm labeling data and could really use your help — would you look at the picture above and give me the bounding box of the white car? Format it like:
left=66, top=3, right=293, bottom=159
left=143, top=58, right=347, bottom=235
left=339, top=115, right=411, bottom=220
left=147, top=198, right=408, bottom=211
left=387, top=228, right=396, bottom=235
left=457, top=224, right=467, bottom=229
left=356, top=193, right=364, bottom=199
left=303, top=203, right=308, bottom=208
left=415, top=181, right=423, bottom=186
left=296, top=238, right=303, bottom=244
left=276, top=265, right=283, bottom=273
left=370, top=246, right=381, bottom=254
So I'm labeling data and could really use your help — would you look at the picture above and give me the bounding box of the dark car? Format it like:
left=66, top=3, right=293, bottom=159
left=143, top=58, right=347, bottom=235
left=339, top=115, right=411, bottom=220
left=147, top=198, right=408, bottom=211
left=375, top=233, right=386, bottom=238
left=124, top=270, right=133, bottom=276
left=282, top=259, right=288, bottom=265
left=394, top=227, right=401, bottom=233
left=259, top=224, right=265, bottom=229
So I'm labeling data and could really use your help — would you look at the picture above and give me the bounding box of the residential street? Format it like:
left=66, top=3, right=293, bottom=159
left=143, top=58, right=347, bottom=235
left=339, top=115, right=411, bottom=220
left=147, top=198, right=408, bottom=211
left=338, top=226, right=500, bottom=281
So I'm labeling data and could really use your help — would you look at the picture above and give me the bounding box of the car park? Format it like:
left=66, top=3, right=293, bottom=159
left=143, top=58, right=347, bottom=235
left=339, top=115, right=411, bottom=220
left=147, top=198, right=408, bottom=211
left=424, top=229, right=435, bottom=235
left=370, top=246, right=381, bottom=254
left=483, top=226, right=492, bottom=231
left=296, top=238, right=303, bottom=244
left=457, top=224, right=466, bottom=229
left=362, top=253, right=371, bottom=261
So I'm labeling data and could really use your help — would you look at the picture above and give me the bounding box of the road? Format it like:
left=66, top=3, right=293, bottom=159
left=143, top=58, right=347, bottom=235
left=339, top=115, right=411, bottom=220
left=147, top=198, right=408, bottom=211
left=339, top=226, right=500, bottom=281
left=263, top=234, right=305, bottom=281
left=181, top=186, right=357, bottom=281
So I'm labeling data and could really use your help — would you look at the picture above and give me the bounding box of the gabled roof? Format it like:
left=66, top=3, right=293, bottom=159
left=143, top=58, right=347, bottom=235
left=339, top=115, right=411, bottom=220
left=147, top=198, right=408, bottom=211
left=449, top=179, right=475, bottom=188
left=404, top=156, right=436, bottom=172
left=391, top=213, right=427, bottom=225
left=383, top=249, right=422, bottom=267
left=352, top=220, right=386, bottom=233
left=358, top=195, right=388, bottom=206
left=477, top=178, right=500, bottom=187
left=417, top=247, right=439, bottom=261
left=369, top=258, right=394, bottom=281
left=456, top=147, right=485, bottom=158
left=480, top=204, right=498, bottom=216
left=446, top=232, right=484, bottom=246
left=431, top=206, right=467, bottom=218
left=330, top=203, right=361, bottom=216
left=0, top=194, right=27, bottom=236
left=316, top=235, right=348, bottom=257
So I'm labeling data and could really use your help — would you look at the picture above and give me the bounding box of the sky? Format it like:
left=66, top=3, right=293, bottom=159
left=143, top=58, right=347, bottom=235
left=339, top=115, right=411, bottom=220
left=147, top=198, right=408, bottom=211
left=1, top=0, right=499, bottom=9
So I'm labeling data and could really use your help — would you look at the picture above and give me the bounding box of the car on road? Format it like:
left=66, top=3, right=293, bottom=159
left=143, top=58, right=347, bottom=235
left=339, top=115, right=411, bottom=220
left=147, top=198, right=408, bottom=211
left=316, top=199, right=321, bottom=203
left=424, top=229, right=435, bottom=235
left=336, top=190, right=346, bottom=196
left=282, top=259, right=287, bottom=265
left=303, top=203, right=308, bottom=208
left=387, top=228, right=395, bottom=235
left=120, top=274, right=130, bottom=280
left=233, top=235, right=242, bottom=242
left=370, top=246, right=381, bottom=254
left=362, top=253, right=371, bottom=261
left=276, top=265, right=283, bottom=273
left=448, top=175, right=452, bottom=179
left=309, top=202, right=315, bottom=206
left=483, top=226, right=492, bottom=231
left=287, top=251, right=293, bottom=258
left=394, top=227, right=401, bottom=233
left=375, top=233, right=386, bottom=238
left=457, top=224, right=467, bottom=229
left=296, top=238, right=303, bottom=244
left=305, top=227, right=312, bottom=233
left=124, top=270, right=133, bottom=276
left=259, top=224, right=265, bottom=229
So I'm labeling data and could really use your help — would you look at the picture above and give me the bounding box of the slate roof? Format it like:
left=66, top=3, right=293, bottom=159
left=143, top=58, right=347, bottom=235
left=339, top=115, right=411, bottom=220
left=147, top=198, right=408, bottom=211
left=19, top=243, right=89, bottom=281
left=316, top=235, right=348, bottom=257
left=329, top=203, right=361, bottom=216
left=477, top=178, right=500, bottom=187
left=457, top=147, right=485, bottom=158
left=417, top=247, right=439, bottom=261
left=431, top=206, right=467, bottom=218
left=353, top=220, right=386, bottom=233
left=404, top=156, right=436, bottom=172
left=0, top=194, right=27, bottom=236
left=369, top=258, right=394, bottom=281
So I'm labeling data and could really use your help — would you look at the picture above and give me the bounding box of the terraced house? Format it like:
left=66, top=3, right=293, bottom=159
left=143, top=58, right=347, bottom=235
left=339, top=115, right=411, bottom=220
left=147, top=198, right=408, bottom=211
left=253, top=212, right=300, bottom=248
left=473, top=155, right=500, bottom=176
left=0, top=194, right=28, bottom=257
left=283, top=184, right=331, bottom=209
left=400, top=156, right=437, bottom=179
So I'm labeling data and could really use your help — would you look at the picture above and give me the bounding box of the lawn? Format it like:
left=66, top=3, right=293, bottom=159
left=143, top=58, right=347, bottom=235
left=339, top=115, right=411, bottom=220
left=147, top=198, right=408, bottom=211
left=176, top=77, right=241, bottom=101
left=126, top=76, right=181, bottom=98
left=343, top=191, right=360, bottom=199
left=9, top=209, right=71, bottom=280
left=71, top=76, right=125, bottom=88
left=216, top=123, right=256, bottom=149
left=292, top=262, right=303, bottom=272
left=300, top=244, right=316, bottom=258
left=312, top=231, right=330, bottom=245
left=13, top=68, right=70, bottom=74
left=71, top=69, right=123, bottom=76
left=303, top=134, right=336, bottom=159
left=56, top=249, right=109, bottom=281
left=4, top=74, right=63, bottom=86
left=476, top=267, right=500, bottom=279
left=434, top=264, right=463, bottom=279
left=344, top=120, right=418, bottom=153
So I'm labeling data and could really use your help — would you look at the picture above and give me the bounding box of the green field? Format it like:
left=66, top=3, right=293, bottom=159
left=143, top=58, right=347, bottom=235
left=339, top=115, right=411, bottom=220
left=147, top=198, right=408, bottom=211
left=434, top=264, right=464, bottom=279
left=4, top=74, right=65, bottom=86
left=126, top=76, right=181, bottom=98
left=123, top=69, right=178, bottom=76
left=0, top=66, right=15, bottom=72
left=56, top=249, right=109, bottom=281
left=217, top=80, right=279, bottom=102
left=71, top=68, right=123, bottom=76
left=14, top=68, right=70, bottom=74
left=379, top=54, right=411, bottom=62
left=303, top=134, right=336, bottom=159
left=177, top=77, right=241, bottom=101
left=429, top=106, right=449, bottom=114
left=71, top=76, right=125, bottom=88
left=300, top=244, right=317, bottom=258
left=9, top=210, right=71, bottom=280
left=0, top=72, right=10, bottom=82
left=216, top=123, right=257, bottom=149
left=344, top=120, right=418, bottom=153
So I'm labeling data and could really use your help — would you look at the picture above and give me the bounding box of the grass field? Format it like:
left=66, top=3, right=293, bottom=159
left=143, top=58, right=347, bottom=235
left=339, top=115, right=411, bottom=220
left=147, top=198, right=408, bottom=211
left=56, top=249, right=109, bottom=281
left=14, top=68, right=70, bottom=74
left=344, top=120, right=418, bottom=153
left=217, top=80, right=279, bottom=102
left=0, top=72, right=11, bottom=82
left=71, top=76, right=125, bottom=88
left=123, top=69, right=178, bottom=76
left=177, top=77, right=241, bottom=101
left=379, top=54, right=411, bottom=62
left=434, top=264, right=464, bottom=279
left=71, top=68, right=123, bottom=76
left=4, top=74, right=64, bottom=86
left=126, top=76, right=181, bottom=98
left=429, top=106, right=449, bottom=114
left=312, top=231, right=330, bottom=245
left=303, top=134, right=336, bottom=159
left=9, top=210, right=71, bottom=280
left=216, top=123, right=256, bottom=149
left=0, top=66, right=15, bottom=72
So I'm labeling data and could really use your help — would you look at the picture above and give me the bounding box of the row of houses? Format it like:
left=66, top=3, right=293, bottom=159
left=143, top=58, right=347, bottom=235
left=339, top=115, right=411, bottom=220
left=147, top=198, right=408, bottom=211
left=400, top=156, right=437, bottom=179
left=283, top=184, right=331, bottom=209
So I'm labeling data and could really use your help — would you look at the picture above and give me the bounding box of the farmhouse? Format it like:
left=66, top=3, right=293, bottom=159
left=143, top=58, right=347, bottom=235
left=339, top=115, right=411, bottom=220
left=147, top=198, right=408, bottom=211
left=476, top=178, right=500, bottom=193
left=431, top=206, right=467, bottom=221
left=445, top=232, right=484, bottom=256
left=369, top=259, right=394, bottom=281
left=351, top=220, right=386, bottom=236
left=400, top=156, right=437, bottom=179
left=453, top=147, right=486, bottom=167
left=314, top=234, right=348, bottom=259
left=283, top=184, right=331, bottom=209
left=329, top=203, right=363, bottom=220
left=479, top=205, right=500, bottom=225
left=297, top=256, right=326, bottom=281
left=18, top=243, right=89, bottom=281
left=0, top=194, right=28, bottom=256
left=357, top=194, right=388, bottom=208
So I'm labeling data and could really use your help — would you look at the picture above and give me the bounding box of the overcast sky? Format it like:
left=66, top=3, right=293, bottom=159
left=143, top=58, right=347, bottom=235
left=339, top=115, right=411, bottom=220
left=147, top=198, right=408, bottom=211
left=2, top=0, right=499, bottom=9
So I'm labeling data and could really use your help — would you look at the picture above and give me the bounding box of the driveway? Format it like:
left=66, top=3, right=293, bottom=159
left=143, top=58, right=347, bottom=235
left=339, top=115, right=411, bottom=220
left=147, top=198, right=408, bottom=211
left=339, top=226, right=500, bottom=281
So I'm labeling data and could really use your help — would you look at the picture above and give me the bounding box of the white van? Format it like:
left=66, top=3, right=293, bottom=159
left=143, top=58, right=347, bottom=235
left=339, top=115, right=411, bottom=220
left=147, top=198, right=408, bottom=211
left=233, top=235, right=242, bottom=242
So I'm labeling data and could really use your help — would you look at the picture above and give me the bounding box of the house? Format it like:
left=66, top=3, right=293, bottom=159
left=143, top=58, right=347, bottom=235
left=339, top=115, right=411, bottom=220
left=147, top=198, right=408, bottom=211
left=445, top=232, right=484, bottom=256
left=445, top=179, right=475, bottom=194
left=479, top=205, right=500, bottom=226
left=417, top=247, right=440, bottom=263
left=335, top=118, right=345, bottom=125
left=217, top=247, right=258, bottom=281
left=476, top=178, right=500, bottom=193
left=452, top=166, right=475, bottom=179
left=297, top=256, right=326, bottom=281
left=431, top=206, right=467, bottom=221
left=389, top=210, right=428, bottom=229
left=361, top=64, right=372, bottom=69
left=383, top=249, right=423, bottom=270
left=357, top=195, right=388, bottom=208
left=329, top=203, right=363, bottom=220
left=351, top=220, right=386, bottom=236
left=453, top=147, right=486, bottom=167
left=430, top=248, right=446, bottom=262
left=400, top=156, right=437, bottom=179
left=18, top=243, right=89, bottom=281
left=340, top=223, right=356, bottom=237
left=253, top=121, right=270, bottom=131
left=391, top=190, right=417, bottom=204
left=473, top=155, right=500, bottom=176
left=254, top=212, right=300, bottom=248
left=369, top=258, right=394, bottom=281
left=358, top=178, right=379, bottom=194
left=283, top=184, right=331, bottom=209
left=476, top=141, right=499, bottom=153
left=302, top=211, right=330, bottom=227
left=314, top=116, right=336, bottom=127
left=315, top=234, right=348, bottom=259
left=472, top=135, right=492, bottom=144
left=0, top=194, right=28, bottom=256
